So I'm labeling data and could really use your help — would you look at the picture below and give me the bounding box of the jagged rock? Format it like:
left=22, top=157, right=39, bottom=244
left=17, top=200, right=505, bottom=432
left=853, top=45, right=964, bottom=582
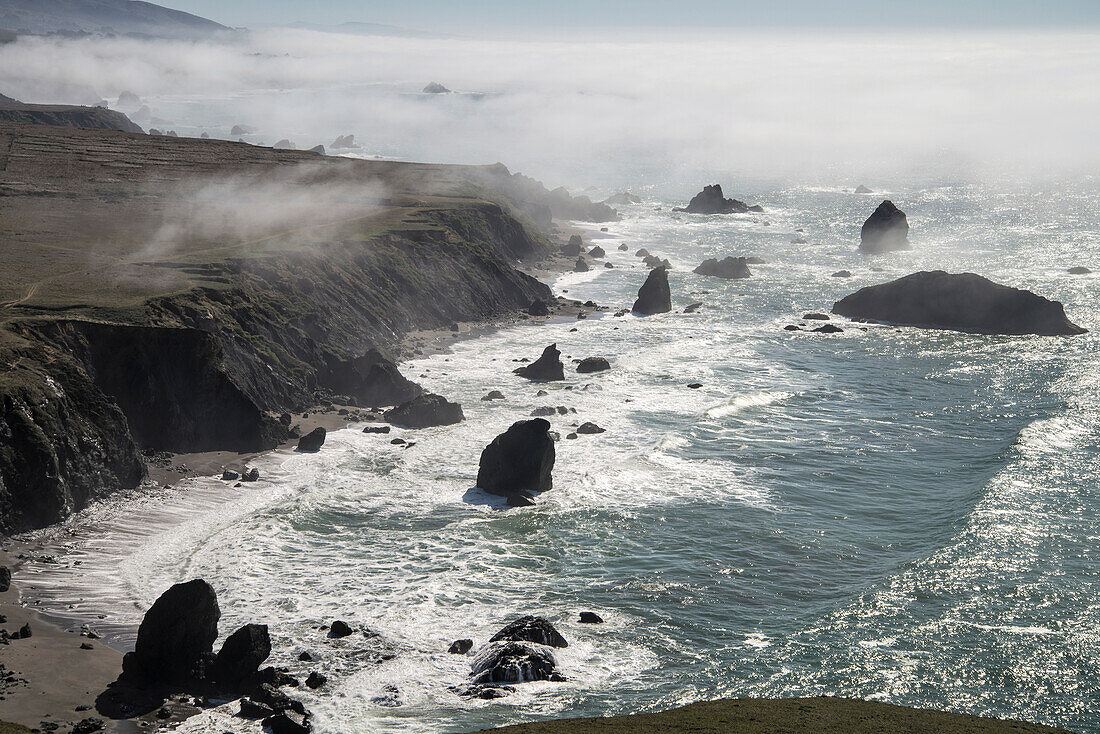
left=481, top=391, right=506, bottom=401
left=576, top=357, right=610, bottom=373
left=72, top=718, right=105, bottom=734
left=454, top=684, right=514, bottom=699
left=213, top=624, right=271, bottom=689
left=603, top=192, right=641, bottom=205
left=576, top=422, right=605, bottom=435
left=803, top=313, right=830, bottom=320
left=477, top=419, right=555, bottom=498
left=833, top=271, right=1087, bottom=336
left=296, top=427, right=326, bottom=453
left=812, top=324, right=844, bottom=333
left=385, top=393, right=464, bottom=428
left=589, top=246, right=605, bottom=258
left=530, top=406, right=557, bottom=416
left=242, top=467, right=260, bottom=482
left=449, top=639, right=474, bottom=655
left=673, top=184, right=760, bottom=214
left=0, top=565, right=11, bottom=592
left=859, top=200, right=910, bottom=253
left=633, top=267, right=672, bottom=315
left=490, top=615, right=568, bottom=648
left=578, top=612, right=603, bottom=624
left=321, top=348, right=422, bottom=407
left=1068, top=266, right=1091, bottom=274
left=254, top=682, right=306, bottom=714
left=574, top=257, right=590, bottom=272
left=562, top=235, right=583, bottom=256
left=263, top=710, right=311, bottom=734
left=832, top=270, right=853, bottom=278
left=527, top=299, right=550, bottom=316
left=230, top=124, right=257, bottom=136
left=855, top=184, right=873, bottom=194
left=363, top=425, right=391, bottom=434
left=305, top=671, right=327, bottom=689
left=308, top=145, right=325, bottom=155
left=239, top=697, right=275, bottom=719
left=693, top=257, right=751, bottom=280
left=514, top=344, right=565, bottom=381
left=471, top=641, right=559, bottom=685
left=423, top=82, right=451, bottom=94
left=328, top=620, right=354, bottom=638
left=126, top=579, right=220, bottom=684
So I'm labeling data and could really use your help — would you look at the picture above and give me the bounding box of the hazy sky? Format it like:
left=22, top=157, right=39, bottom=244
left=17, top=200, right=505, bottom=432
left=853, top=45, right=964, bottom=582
left=171, top=0, right=1100, bottom=32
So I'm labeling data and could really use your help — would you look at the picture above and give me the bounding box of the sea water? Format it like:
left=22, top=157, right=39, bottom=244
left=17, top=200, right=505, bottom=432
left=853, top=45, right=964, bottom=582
left=19, top=177, right=1100, bottom=733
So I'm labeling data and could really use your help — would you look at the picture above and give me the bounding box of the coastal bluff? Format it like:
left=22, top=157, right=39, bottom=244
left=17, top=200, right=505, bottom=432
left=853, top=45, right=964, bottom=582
left=0, top=122, right=605, bottom=532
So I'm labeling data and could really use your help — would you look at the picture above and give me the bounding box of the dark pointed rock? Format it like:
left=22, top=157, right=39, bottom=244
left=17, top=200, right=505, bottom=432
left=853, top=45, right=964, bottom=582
left=633, top=267, right=671, bottom=315
left=296, top=427, right=326, bottom=453
left=859, top=200, right=910, bottom=253
left=562, top=235, right=583, bottom=257
left=477, top=419, right=555, bottom=498
left=449, top=639, right=474, bottom=655
left=855, top=184, right=873, bottom=194
left=673, top=184, right=759, bottom=214
left=127, top=579, right=220, bottom=685
left=589, top=246, right=605, bottom=258
left=212, top=623, right=271, bottom=689
left=328, top=620, right=354, bottom=638
left=574, top=257, right=590, bottom=272
left=514, top=344, right=565, bottom=381
left=578, top=612, right=604, bottom=624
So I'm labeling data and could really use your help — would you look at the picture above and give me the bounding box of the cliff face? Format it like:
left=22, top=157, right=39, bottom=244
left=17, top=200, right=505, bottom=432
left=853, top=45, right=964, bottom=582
left=0, top=101, right=142, bottom=133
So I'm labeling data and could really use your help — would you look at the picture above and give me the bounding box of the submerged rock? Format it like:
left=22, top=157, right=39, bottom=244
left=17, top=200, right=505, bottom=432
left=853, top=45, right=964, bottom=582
left=576, top=422, right=606, bottom=435
left=576, top=357, right=610, bottom=373
left=832, top=270, right=853, bottom=278
left=481, top=390, right=506, bottom=401
left=126, top=579, right=220, bottom=684
left=633, top=267, right=672, bottom=315
left=859, top=200, right=910, bottom=253
left=296, top=427, right=326, bottom=453
left=490, top=615, right=568, bottom=648
left=693, top=256, right=751, bottom=280
left=1068, top=266, right=1092, bottom=275
left=673, top=184, right=761, bottom=214
left=603, top=192, right=641, bottom=206
left=384, top=394, right=464, bottom=428
left=514, top=344, right=565, bottom=381
left=477, top=419, right=555, bottom=498
left=812, top=324, right=844, bottom=334
left=832, top=271, right=1087, bottom=336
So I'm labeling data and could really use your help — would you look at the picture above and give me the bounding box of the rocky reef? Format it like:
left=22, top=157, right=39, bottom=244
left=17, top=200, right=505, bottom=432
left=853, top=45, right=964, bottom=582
left=673, top=184, right=763, bottom=214
left=832, top=271, right=1086, bottom=335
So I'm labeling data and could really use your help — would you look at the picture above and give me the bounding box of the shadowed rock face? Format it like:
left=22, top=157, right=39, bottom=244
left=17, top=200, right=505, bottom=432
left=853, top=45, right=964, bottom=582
left=490, top=615, right=568, bottom=648
left=213, top=623, right=272, bottom=688
left=633, top=267, right=672, bottom=315
left=384, top=393, right=464, bottom=428
left=859, top=200, right=910, bottom=253
left=673, top=184, right=763, bottom=214
left=693, top=256, right=751, bottom=280
left=320, top=348, right=422, bottom=408
left=126, top=579, right=220, bottom=684
left=514, top=344, right=565, bottom=381
left=832, top=271, right=1087, bottom=335
left=476, top=419, right=555, bottom=498
left=0, top=100, right=143, bottom=133
left=471, top=641, right=558, bottom=685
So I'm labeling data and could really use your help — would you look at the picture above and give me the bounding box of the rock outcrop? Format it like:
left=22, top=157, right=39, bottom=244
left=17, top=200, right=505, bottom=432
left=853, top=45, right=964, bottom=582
left=603, top=192, right=641, bottom=205
left=124, top=579, right=220, bottom=685
left=832, top=271, right=1087, bottom=335
left=562, top=235, right=583, bottom=256
left=673, top=184, right=763, bottom=214
left=423, top=82, right=451, bottom=94
left=0, top=99, right=142, bottom=133
left=576, top=357, right=610, bottom=373
left=384, top=393, right=464, bottom=428
left=213, top=624, right=272, bottom=688
left=490, top=615, right=568, bottom=648
left=574, top=257, right=590, bottom=273
left=693, top=257, right=751, bottom=280
left=859, top=200, right=910, bottom=253
left=477, top=419, right=555, bottom=499
left=319, top=349, right=422, bottom=407
left=296, top=427, right=327, bottom=453
left=514, top=344, right=565, bottom=381
left=632, top=267, right=672, bottom=315
left=855, top=184, right=873, bottom=194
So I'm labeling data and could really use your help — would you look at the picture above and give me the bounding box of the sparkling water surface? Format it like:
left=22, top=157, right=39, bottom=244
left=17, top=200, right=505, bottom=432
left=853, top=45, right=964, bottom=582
left=21, top=178, right=1100, bottom=733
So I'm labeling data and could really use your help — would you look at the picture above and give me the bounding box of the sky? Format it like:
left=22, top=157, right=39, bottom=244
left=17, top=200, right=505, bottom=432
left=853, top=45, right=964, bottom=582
left=169, top=0, right=1100, bottom=33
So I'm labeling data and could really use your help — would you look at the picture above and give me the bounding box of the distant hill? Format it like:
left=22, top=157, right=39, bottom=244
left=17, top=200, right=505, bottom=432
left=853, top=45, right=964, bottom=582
left=0, top=0, right=227, bottom=38
left=0, top=97, right=143, bottom=132
left=278, top=21, right=453, bottom=39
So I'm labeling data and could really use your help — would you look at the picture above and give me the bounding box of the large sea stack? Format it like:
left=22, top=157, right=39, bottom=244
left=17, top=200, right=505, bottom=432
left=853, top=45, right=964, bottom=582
left=693, top=257, right=751, bottom=280
left=476, top=419, right=555, bottom=500
left=859, top=200, right=910, bottom=253
left=633, top=267, right=672, bottom=315
left=832, top=271, right=1087, bottom=335
left=673, top=184, right=763, bottom=214
left=124, top=579, right=220, bottom=684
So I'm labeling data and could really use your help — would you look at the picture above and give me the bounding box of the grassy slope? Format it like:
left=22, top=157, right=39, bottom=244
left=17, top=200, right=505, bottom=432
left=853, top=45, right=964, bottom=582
left=478, top=698, right=1072, bottom=734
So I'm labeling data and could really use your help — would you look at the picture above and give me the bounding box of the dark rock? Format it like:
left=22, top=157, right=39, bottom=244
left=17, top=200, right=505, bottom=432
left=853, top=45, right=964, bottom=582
left=588, top=246, right=605, bottom=258
left=527, top=299, right=551, bottom=316
left=514, top=344, right=565, bottom=381
left=684, top=302, right=702, bottom=313
left=320, top=348, right=422, bottom=408
left=573, top=257, right=590, bottom=273
left=455, top=684, right=514, bottom=699
left=238, top=698, right=275, bottom=719
left=578, top=612, right=604, bottom=624
left=1068, top=266, right=1091, bottom=274
left=242, top=468, right=259, bottom=482
left=635, top=248, right=650, bottom=258
left=507, top=493, right=536, bottom=507
left=481, top=391, right=506, bottom=401
left=617, top=243, right=629, bottom=251
left=81, top=641, right=95, bottom=649
left=673, top=184, right=758, bottom=214
left=832, top=270, right=853, bottom=278
left=16, top=622, right=31, bottom=638
left=687, top=383, right=703, bottom=389
left=72, top=718, right=105, bottom=734
left=127, top=579, right=219, bottom=684
left=328, top=620, right=354, bottom=638
left=296, top=427, right=326, bottom=453
left=298, top=651, right=313, bottom=661
left=859, top=200, right=910, bottom=253
left=448, top=639, right=474, bottom=655
left=693, top=257, right=751, bottom=280
left=258, top=667, right=299, bottom=688
left=305, top=671, right=327, bottom=689
left=391, top=438, right=407, bottom=445
left=309, top=145, right=325, bottom=155
left=604, top=262, right=614, bottom=269
left=632, top=268, right=672, bottom=315
left=855, top=184, right=873, bottom=194
left=0, top=565, right=9, bottom=592
left=213, top=623, right=271, bottom=689
left=562, top=235, right=583, bottom=257
left=423, top=82, right=451, bottom=94
left=803, top=313, right=830, bottom=320
left=477, top=419, right=555, bottom=499
left=530, top=406, right=557, bottom=416
left=576, top=422, right=605, bottom=434
left=263, top=710, right=311, bottom=734
left=576, top=357, right=610, bottom=373
left=490, top=615, right=567, bottom=648
left=363, top=425, right=391, bottom=434
left=471, top=641, right=559, bottom=685
left=221, top=469, right=239, bottom=481
left=833, top=270, right=1087, bottom=336
left=812, top=324, right=844, bottom=333
left=384, top=394, right=464, bottom=428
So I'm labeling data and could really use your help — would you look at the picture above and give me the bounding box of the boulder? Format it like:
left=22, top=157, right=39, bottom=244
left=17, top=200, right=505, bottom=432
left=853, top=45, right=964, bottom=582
left=481, top=390, right=506, bottom=401
left=306, top=671, right=327, bottom=689
left=242, top=468, right=260, bottom=482
left=449, top=639, right=474, bottom=655
left=490, top=615, right=568, bottom=648
left=589, top=246, right=606, bottom=258
left=527, top=299, right=551, bottom=316
left=673, top=184, right=759, bottom=214
left=239, top=698, right=275, bottom=719
left=576, top=357, right=610, bottom=373
left=562, top=235, right=583, bottom=256
left=855, top=184, right=873, bottom=194
left=1068, top=266, right=1091, bottom=275
left=684, top=302, right=702, bottom=313
left=832, top=270, right=853, bottom=278
left=127, top=579, right=220, bottom=684
left=576, top=422, right=605, bottom=435
left=72, top=719, right=105, bottom=734
left=693, top=257, right=751, bottom=280
left=470, top=641, right=559, bottom=685
left=384, top=394, right=465, bottom=428
left=832, top=271, right=1087, bottom=335
left=514, top=344, right=565, bottom=381
left=423, top=82, right=451, bottom=94
left=263, top=710, right=311, bottom=734
left=213, top=624, right=271, bottom=689
left=477, top=419, right=555, bottom=498
left=803, top=313, right=830, bottom=320
left=321, top=348, right=422, bottom=408
left=328, top=620, right=354, bottom=638
left=812, top=324, right=844, bottom=333
left=617, top=243, right=629, bottom=251
left=574, top=257, right=590, bottom=272
left=633, top=267, right=672, bottom=315
left=296, top=427, right=326, bottom=453
left=578, top=612, right=604, bottom=624
left=604, top=262, right=614, bottom=269
left=635, top=248, right=650, bottom=258
left=859, top=200, right=910, bottom=253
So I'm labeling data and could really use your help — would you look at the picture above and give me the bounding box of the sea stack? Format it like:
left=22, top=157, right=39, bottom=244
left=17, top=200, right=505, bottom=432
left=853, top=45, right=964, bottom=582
left=673, top=184, right=763, bottom=214
left=633, top=267, right=672, bottom=315
left=124, top=579, right=220, bottom=684
left=832, top=271, right=1087, bottom=335
left=693, top=257, right=751, bottom=280
left=514, top=344, right=565, bottom=381
left=476, top=419, right=555, bottom=501
left=859, top=200, right=910, bottom=253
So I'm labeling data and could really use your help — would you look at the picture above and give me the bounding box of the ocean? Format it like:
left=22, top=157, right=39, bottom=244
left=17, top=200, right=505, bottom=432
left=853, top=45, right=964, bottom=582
left=20, top=177, right=1100, bottom=733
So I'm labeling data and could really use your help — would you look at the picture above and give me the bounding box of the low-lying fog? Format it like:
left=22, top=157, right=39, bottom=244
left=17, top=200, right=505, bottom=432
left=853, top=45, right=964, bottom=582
left=2, top=28, right=1097, bottom=188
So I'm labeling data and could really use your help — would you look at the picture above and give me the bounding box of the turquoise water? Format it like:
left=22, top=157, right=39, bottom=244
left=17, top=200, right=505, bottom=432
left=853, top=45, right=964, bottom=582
left=24, top=178, right=1100, bottom=733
